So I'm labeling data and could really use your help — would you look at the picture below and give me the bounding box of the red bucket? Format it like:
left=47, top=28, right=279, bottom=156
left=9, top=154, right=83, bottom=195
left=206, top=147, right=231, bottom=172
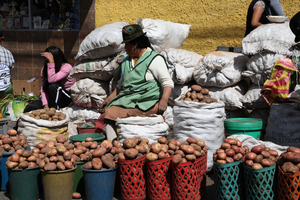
left=171, top=153, right=207, bottom=200
left=119, top=156, right=146, bottom=200
left=146, top=156, right=173, bottom=200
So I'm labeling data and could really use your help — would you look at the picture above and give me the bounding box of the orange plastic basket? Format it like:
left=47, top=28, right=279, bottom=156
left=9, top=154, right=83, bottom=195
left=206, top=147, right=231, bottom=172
left=278, top=165, right=300, bottom=200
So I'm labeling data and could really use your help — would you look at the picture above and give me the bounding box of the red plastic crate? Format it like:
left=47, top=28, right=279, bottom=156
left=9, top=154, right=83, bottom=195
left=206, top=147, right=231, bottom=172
left=278, top=165, right=300, bottom=200
left=146, top=156, right=173, bottom=200
left=119, top=156, right=146, bottom=200
left=171, top=153, right=207, bottom=200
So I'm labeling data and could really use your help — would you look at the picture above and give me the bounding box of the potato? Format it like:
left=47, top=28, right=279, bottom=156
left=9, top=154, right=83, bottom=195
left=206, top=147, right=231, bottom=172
left=47, top=148, right=57, bottom=157
left=201, top=89, right=209, bottom=95
left=64, top=161, right=73, bottom=169
left=221, top=143, right=231, bottom=149
left=191, top=85, right=202, bottom=92
left=7, top=161, right=19, bottom=169
left=260, top=159, right=271, bottom=167
left=217, top=152, right=227, bottom=160
left=28, top=155, right=37, bottom=162
left=225, top=149, right=235, bottom=157
left=22, top=150, right=33, bottom=158
left=251, top=145, right=264, bottom=154
left=11, top=154, right=20, bottom=162
left=252, top=163, right=263, bottom=169
left=39, top=160, right=46, bottom=169
left=158, top=151, right=166, bottom=160
left=158, top=137, right=167, bottom=144
left=151, top=143, right=162, bottom=154
left=7, top=129, right=17, bottom=136
left=46, top=110, right=55, bottom=117
left=185, top=154, right=196, bottom=161
left=174, top=150, right=185, bottom=157
left=225, top=157, right=234, bottom=163
left=47, top=141, right=55, bottom=148
left=224, top=138, right=237, bottom=145
left=44, top=163, right=57, bottom=171
left=180, top=145, right=195, bottom=154
left=57, top=162, right=66, bottom=170
left=196, top=93, right=204, bottom=101
left=135, top=145, right=146, bottom=154
left=63, top=151, right=73, bottom=160
left=190, top=91, right=197, bottom=100
left=19, top=161, right=29, bottom=169
left=100, top=140, right=113, bottom=152
left=2, top=137, right=12, bottom=144
left=101, top=154, right=115, bottom=168
left=92, top=158, right=102, bottom=170
left=40, top=114, right=50, bottom=120
left=245, top=152, right=257, bottom=161
left=72, top=192, right=81, bottom=199
left=170, top=154, right=181, bottom=164
left=124, top=148, right=138, bottom=160
left=216, top=160, right=227, bottom=164
left=56, top=145, right=67, bottom=154
left=83, top=161, right=92, bottom=169
left=245, top=160, right=254, bottom=167
left=253, top=154, right=264, bottom=164
left=56, top=135, right=67, bottom=143
left=146, top=152, right=158, bottom=161
left=268, top=150, right=278, bottom=157
left=186, top=138, right=197, bottom=144
left=233, top=153, right=243, bottom=161
left=261, top=151, right=270, bottom=158
left=287, top=147, right=300, bottom=153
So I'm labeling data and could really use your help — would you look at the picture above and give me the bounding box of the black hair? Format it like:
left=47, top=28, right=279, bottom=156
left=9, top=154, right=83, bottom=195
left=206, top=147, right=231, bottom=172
left=129, top=35, right=154, bottom=50
left=42, top=46, right=68, bottom=93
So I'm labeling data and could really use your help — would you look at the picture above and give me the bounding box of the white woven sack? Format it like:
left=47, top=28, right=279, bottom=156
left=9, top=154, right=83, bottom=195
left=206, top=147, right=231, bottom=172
left=168, top=83, right=193, bottom=106
left=242, top=84, right=270, bottom=109
left=18, top=112, right=70, bottom=148
left=163, top=106, right=174, bottom=130
left=265, top=103, right=300, bottom=148
left=172, top=100, right=226, bottom=172
left=228, top=135, right=287, bottom=156
left=69, top=51, right=127, bottom=81
left=207, top=80, right=248, bottom=110
left=70, top=78, right=108, bottom=108
left=242, top=52, right=286, bottom=85
left=137, top=18, right=191, bottom=53
left=193, top=51, right=248, bottom=88
left=242, top=23, right=295, bottom=56
left=161, top=48, right=203, bottom=84
left=75, top=22, right=130, bottom=60
left=116, top=115, right=169, bottom=144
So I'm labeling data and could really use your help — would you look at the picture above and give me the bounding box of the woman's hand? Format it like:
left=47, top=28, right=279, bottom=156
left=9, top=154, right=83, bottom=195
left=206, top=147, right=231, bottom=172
left=157, top=100, right=168, bottom=115
left=41, top=52, right=54, bottom=63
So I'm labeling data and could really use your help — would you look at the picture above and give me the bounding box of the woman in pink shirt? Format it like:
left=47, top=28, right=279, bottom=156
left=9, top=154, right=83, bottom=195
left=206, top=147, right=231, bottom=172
left=23, top=46, right=76, bottom=112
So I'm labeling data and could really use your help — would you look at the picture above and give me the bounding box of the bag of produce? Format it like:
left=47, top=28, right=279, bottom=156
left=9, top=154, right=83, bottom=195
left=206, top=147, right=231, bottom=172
left=137, top=18, right=191, bottom=53
left=242, top=52, right=285, bottom=85
left=116, top=115, right=169, bottom=144
left=242, top=84, right=270, bottom=109
left=18, top=108, right=69, bottom=148
left=242, top=23, right=295, bottom=56
left=161, top=48, right=203, bottom=84
left=70, top=78, right=109, bottom=109
left=193, top=51, right=248, bottom=88
left=68, top=51, right=127, bottom=81
left=173, top=94, right=226, bottom=171
left=75, top=22, right=130, bottom=60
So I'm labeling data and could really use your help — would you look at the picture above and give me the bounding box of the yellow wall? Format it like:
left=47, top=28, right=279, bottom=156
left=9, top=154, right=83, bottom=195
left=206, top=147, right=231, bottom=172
left=95, top=0, right=298, bottom=56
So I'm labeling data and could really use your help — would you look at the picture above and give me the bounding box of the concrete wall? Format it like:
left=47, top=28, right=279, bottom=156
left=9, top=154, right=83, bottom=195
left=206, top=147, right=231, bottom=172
left=95, top=0, right=299, bottom=56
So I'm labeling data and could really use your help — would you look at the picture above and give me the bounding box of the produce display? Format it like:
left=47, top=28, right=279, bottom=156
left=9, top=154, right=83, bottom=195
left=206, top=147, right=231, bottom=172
left=178, top=84, right=218, bottom=103
left=279, top=146, right=300, bottom=173
left=0, top=129, right=29, bottom=154
left=24, top=107, right=66, bottom=121
left=242, top=144, right=279, bottom=169
left=213, top=138, right=248, bottom=164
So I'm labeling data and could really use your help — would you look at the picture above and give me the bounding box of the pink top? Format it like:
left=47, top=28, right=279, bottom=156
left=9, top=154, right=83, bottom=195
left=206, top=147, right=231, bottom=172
left=41, top=63, right=76, bottom=106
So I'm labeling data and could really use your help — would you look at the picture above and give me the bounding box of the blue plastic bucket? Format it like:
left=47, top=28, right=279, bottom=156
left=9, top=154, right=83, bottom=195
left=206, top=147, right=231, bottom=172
left=82, top=165, right=117, bottom=200
left=0, top=147, right=31, bottom=191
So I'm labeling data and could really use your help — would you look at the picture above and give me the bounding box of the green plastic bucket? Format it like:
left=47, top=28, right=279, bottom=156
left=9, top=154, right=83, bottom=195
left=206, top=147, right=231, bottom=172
left=8, top=166, right=41, bottom=200
left=224, top=118, right=263, bottom=140
left=73, top=162, right=85, bottom=194
left=69, top=133, right=105, bottom=145
left=41, top=166, right=76, bottom=200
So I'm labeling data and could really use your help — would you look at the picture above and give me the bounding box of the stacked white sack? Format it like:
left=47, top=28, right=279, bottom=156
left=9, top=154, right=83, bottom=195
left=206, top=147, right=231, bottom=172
left=137, top=18, right=191, bottom=53
left=242, top=22, right=295, bottom=56
left=161, top=48, right=203, bottom=85
left=193, top=51, right=249, bottom=88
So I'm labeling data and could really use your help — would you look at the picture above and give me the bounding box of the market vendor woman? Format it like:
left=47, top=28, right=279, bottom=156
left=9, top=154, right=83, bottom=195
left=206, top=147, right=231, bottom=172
left=100, top=24, right=174, bottom=140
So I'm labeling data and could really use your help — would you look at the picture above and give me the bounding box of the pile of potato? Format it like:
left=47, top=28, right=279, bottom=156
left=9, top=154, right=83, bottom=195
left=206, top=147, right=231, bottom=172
left=24, top=107, right=66, bottom=121
left=118, top=136, right=149, bottom=161
left=144, top=137, right=208, bottom=163
left=179, top=84, right=218, bottom=103
left=0, top=129, right=29, bottom=154
left=243, top=144, right=279, bottom=169
left=278, top=146, right=300, bottom=174
left=213, top=138, right=248, bottom=164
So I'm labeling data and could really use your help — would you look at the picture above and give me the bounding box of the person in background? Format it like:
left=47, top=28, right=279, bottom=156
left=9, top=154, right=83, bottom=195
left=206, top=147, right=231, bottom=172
left=245, top=0, right=287, bottom=37
left=0, top=31, right=14, bottom=98
left=23, top=46, right=76, bottom=112
left=99, top=24, right=174, bottom=140
left=289, top=12, right=300, bottom=43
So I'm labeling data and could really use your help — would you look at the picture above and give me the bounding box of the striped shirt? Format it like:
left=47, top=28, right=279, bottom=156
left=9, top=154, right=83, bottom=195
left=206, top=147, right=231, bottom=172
left=0, top=45, right=15, bottom=68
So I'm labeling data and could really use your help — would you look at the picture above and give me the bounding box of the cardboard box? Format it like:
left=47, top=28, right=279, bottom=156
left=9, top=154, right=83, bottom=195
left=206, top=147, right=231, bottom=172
left=12, top=79, right=40, bottom=96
